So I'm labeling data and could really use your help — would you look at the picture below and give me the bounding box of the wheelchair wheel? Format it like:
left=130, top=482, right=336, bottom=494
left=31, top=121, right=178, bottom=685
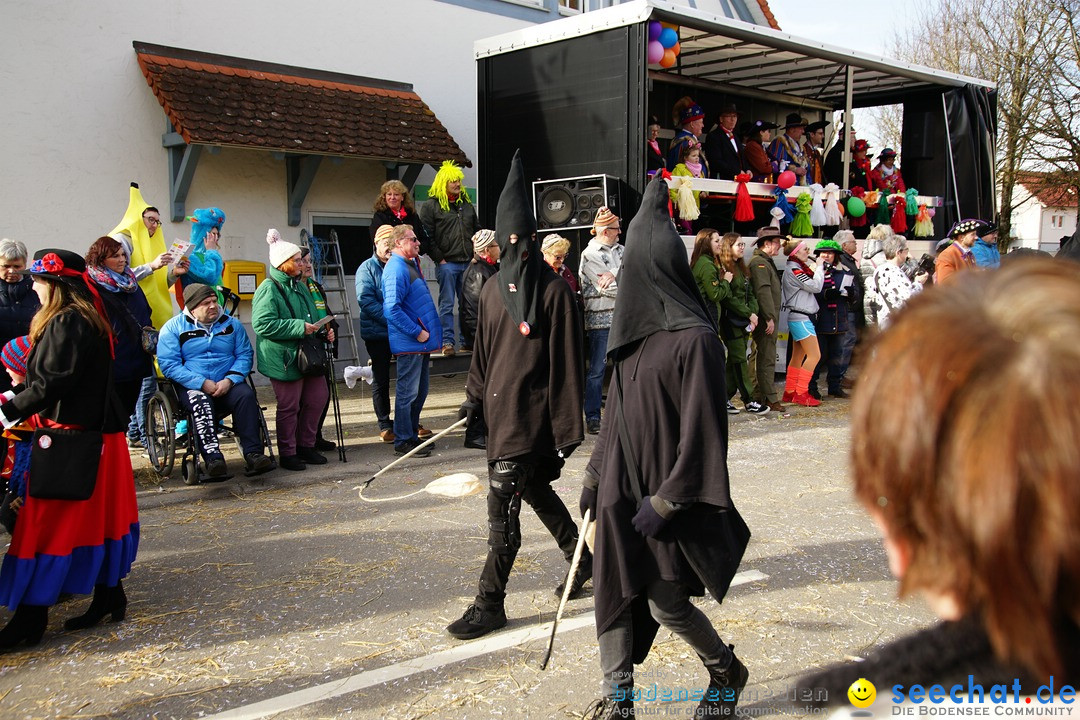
left=145, top=391, right=176, bottom=478
left=181, top=454, right=200, bottom=486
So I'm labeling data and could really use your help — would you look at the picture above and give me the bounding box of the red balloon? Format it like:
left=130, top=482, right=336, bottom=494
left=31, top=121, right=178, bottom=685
left=659, top=48, right=677, bottom=68
left=776, top=171, right=797, bottom=189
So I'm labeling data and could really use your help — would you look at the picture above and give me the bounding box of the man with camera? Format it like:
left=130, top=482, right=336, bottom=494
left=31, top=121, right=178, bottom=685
left=808, top=240, right=855, bottom=400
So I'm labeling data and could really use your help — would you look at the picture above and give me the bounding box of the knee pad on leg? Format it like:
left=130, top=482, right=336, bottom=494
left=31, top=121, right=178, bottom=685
left=487, top=461, right=530, bottom=554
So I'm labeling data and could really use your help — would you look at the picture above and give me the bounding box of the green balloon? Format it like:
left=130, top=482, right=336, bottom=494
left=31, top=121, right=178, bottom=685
left=847, top=197, right=866, bottom=218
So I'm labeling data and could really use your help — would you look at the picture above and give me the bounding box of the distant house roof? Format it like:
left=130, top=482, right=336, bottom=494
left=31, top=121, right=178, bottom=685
left=1016, top=171, right=1078, bottom=209
left=134, top=42, right=470, bottom=167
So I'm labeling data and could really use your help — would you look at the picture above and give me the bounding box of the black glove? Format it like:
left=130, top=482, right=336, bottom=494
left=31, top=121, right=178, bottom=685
left=632, top=496, right=669, bottom=538
left=557, top=442, right=580, bottom=459
left=579, top=486, right=597, bottom=519
left=458, top=401, right=478, bottom=422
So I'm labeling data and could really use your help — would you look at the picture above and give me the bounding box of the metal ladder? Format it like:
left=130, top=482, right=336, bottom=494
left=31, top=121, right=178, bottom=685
left=300, top=228, right=360, bottom=375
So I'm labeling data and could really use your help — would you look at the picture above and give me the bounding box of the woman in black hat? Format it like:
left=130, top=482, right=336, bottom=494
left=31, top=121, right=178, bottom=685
left=742, top=120, right=779, bottom=183
left=0, top=249, right=139, bottom=650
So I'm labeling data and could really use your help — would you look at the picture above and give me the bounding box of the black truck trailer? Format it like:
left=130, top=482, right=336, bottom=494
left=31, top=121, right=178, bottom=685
left=475, top=0, right=996, bottom=246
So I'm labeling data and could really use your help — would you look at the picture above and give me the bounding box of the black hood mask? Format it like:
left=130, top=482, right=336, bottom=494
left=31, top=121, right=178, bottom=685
left=606, top=176, right=714, bottom=360
left=495, top=150, right=544, bottom=338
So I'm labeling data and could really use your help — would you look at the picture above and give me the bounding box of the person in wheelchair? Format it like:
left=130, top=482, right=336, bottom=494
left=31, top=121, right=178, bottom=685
left=157, top=284, right=274, bottom=478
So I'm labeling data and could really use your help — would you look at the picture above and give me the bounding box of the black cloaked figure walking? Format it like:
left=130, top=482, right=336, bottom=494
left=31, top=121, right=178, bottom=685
left=579, top=176, right=750, bottom=719
left=446, top=150, right=588, bottom=640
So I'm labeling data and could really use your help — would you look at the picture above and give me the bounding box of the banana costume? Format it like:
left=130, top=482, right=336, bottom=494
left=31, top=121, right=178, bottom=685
left=110, top=183, right=172, bottom=329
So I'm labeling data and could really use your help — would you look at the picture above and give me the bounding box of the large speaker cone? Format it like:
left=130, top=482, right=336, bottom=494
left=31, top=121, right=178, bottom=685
left=538, top=185, right=575, bottom=228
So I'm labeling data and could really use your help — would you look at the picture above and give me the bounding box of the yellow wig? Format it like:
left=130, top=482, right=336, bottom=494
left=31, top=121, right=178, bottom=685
left=428, top=160, right=471, bottom=212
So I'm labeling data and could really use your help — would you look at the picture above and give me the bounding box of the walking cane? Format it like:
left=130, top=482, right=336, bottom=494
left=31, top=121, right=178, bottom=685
left=540, top=508, right=592, bottom=671
left=361, top=417, right=468, bottom=489
left=324, top=336, right=347, bottom=462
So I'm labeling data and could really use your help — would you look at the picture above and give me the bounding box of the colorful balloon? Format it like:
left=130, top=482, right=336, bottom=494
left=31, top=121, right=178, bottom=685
left=659, top=48, right=677, bottom=68
left=647, top=40, right=665, bottom=64
left=847, top=197, right=867, bottom=218
left=776, top=170, right=796, bottom=189
left=659, top=27, right=678, bottom=49
left=648, top=21, right=662, bottom=41
left=671, top=41, right=681, bottom=56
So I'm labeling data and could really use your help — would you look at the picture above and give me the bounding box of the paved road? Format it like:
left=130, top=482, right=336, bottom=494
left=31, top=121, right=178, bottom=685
left=0, top=377, right=934, bottom=719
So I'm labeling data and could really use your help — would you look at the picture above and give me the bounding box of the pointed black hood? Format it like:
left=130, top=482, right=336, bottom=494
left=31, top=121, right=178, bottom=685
left=494, top=150, right=544, bottom=337
left=606, top=176, right=714, bottom=359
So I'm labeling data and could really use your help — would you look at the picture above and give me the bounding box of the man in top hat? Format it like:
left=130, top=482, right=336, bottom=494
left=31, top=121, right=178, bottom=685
left=447, top=150, right=587, bottom=641
left=970, top=221, right=1001, bottom=269
left=667, top=99, right=709, bottom=174
left=768, top=113, right=810, bottom=186
left=704, top=103, right=744, bottom=181
left=869, top=148, right=906, bottom=194
left=935, top=219, right=982, bottom=284
left=804, top=120, right=830, bottom=186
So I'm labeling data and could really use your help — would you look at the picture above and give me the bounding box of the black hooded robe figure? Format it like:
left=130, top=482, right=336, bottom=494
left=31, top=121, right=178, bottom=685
left=445, top=150, right=587, bottom=640
left=579, top=176, right=750, bottom=720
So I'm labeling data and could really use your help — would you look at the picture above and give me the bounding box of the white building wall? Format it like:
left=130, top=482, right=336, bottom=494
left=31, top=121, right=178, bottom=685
left=0, top=0, right=533, bottom=261
left=1009, top=196, right=1044, bottom=250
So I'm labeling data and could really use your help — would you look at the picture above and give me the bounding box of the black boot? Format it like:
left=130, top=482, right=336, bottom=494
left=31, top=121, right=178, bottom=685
left=554, top=547, right=593, bottom=600
left=0, top=603, right=48, bottom=650
left=582, top=697, right=634, bottom=719
left=446, top=603, right=507, bottom=640
left=695, top=649, right=748, bottom=718
left=63, top=581, right=127, bottom=631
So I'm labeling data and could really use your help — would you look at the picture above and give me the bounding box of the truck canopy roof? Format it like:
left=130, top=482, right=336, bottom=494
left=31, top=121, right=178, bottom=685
left=475, top=0, right=995, bottom=110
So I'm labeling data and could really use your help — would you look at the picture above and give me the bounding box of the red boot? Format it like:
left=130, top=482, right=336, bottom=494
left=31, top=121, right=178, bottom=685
left=792, top=392, right=821, bottom=407
left=782, top=365, right=798, bottom=403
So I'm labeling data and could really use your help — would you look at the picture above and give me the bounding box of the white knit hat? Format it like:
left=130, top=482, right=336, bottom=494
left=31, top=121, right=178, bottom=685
left=266, top=228, right=302, bottom=268
left=472, top=229, right=496, bottom=252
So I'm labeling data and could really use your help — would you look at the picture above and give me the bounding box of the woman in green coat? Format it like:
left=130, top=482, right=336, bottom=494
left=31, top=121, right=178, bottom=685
left=251, top=230, right=333, bottom=471
left=718, top=232, right=769, bottom=415
left=299, top=247, right=341, bottom=453
left=690, top=228, right=732, bottom=331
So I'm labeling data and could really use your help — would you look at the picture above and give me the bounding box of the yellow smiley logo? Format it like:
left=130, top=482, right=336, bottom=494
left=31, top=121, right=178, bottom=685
left=848, top=678, right=876, bottom=708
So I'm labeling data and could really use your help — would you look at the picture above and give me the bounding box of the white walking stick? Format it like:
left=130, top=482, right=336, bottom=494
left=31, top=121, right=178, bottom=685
left=361, top=417, right=468, bottom=489
left=540, top=508, right=593, bottom=670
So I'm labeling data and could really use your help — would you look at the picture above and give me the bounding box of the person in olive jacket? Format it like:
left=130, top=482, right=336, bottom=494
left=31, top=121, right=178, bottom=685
left=748, top=228, right=785, bottom=410
left=689, top=228, right=733, bottom=330
left=251, top=230, right=333, bottom=472
left=717, top=233, right=767, bottom=415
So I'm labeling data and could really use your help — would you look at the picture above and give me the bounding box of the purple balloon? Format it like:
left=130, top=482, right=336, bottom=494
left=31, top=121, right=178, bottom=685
left=647, top=40, right=665, bottom=64
left=659, top=27, right=678, bottom=49
left=648, top=21, right=662, bottom=42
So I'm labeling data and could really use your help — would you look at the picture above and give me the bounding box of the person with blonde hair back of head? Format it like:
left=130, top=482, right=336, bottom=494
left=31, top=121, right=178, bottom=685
left=794, top=257, right=1080, bottom=707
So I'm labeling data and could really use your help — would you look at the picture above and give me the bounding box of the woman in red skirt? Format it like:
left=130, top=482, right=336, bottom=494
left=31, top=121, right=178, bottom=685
left=0, top=248, right=139, bottom=650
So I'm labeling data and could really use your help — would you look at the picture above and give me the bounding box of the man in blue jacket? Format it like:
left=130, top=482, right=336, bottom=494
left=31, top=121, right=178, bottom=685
left=382, top=224, right=442, bottom=457
left=157, top=283, right=274, bottom=477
